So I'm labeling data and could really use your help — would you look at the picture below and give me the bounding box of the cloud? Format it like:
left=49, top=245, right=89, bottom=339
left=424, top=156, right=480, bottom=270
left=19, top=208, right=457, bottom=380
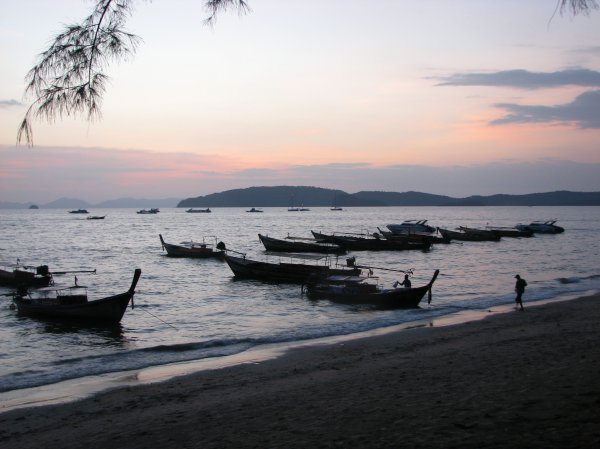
left=2, top=145, right=599, bottom=202
left=492, top=89, right=600, bottom=128
left=435, top=68, right=600, bottom=89
left=0, top=99, right=22, bottom=108
left=571, top=46, right=600, bottom=56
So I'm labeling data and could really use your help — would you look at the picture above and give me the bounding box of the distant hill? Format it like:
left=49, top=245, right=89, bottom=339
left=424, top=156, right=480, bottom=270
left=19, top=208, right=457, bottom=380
left=2, top=188, right=599, bottom=209
left=178, top=186, right=349, bottom=208
left=0, top=197, right=181, bottom=209
left=178, top=187, right=600, bottom=207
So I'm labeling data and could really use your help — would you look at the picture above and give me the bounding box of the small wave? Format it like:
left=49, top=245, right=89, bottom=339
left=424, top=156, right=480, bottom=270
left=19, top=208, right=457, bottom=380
left=557, top=277, right=579, bottom=284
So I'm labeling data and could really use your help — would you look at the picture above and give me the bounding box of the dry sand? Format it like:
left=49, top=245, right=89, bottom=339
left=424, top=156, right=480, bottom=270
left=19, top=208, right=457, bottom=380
left=1, top=295, right=599, bottom=449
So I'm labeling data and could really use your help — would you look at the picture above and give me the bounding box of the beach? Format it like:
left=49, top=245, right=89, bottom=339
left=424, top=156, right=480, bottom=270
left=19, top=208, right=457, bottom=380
left=1, top=295, right=599, bottom=449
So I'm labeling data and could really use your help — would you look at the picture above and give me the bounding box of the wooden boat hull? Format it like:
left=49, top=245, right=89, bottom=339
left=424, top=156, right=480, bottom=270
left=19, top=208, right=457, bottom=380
left=486, top=227, right=533, bottom=238
left=377, top=228, right=450, bottom=244
left=258, top=234, right=345, bottom=254
left=224, top=254, right=360, bottom=283
left=13, top=269, right=141, bottom=324
left=311, top=231, right=431, bottom=251
left=438, top=228, right=501, bottom=242
left=306, top=270, right=440, bottom=308
left=159, top=235, right=225, bottom=259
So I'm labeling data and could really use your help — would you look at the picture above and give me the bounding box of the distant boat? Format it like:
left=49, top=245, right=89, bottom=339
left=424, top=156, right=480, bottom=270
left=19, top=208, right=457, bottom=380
left=69, top=209, right=89, bottom=214
left=288, top=195, right=309, bottom=211
left=247, top=207, right=263, bottom=213
left=87, top=215, right=106, bottom=220
left=137, top=208, right=159, bottom=214
left=29, top=204, right=39, bottom=209
left=186, top=208, right=211, bottom=213
left=330, top=194, right=343, bottom=211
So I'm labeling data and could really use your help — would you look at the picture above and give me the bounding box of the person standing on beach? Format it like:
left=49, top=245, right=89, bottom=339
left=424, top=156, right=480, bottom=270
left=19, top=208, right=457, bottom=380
left=514, top=274, right=527, bottom=311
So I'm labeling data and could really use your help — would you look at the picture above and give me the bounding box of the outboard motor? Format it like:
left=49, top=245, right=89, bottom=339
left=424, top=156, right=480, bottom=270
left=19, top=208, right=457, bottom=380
left=346, top=256, right=356, bottom=267
left=216, top=241, right=226, bottom=251
left=36, top=265, right=49, bottom=276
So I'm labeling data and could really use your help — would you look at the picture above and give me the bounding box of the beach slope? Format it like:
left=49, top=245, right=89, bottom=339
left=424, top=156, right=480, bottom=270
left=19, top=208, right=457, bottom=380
left=1, top=296, right=599, bottom=448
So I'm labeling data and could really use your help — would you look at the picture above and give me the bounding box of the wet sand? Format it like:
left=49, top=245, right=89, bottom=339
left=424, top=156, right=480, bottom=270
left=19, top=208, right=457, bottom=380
left=1, top=295, right=599, bottom=448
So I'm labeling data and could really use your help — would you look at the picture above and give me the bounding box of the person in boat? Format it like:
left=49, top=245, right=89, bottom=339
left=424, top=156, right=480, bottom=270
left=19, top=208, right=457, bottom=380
left=514, top=274, right=527, bottom=311
left=394, top=274, right=412, bottom=289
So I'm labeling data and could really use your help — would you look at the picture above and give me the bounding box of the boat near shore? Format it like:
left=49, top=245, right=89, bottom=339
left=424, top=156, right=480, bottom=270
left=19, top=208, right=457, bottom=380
left=12, top=269, right=141, bottom=324
left=0, top=264, right=53, bottom=288
left=258, top=234, right=345, bottom=254
left=304, top=270, right=440, bottom=308
left=312, top=231, right=431, bottom=251
left=224, top=253, right=361, bottom=283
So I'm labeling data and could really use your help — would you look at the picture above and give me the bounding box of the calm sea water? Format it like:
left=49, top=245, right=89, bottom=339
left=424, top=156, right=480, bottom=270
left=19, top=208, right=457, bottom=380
left=0, top=206, right=599, bottom=394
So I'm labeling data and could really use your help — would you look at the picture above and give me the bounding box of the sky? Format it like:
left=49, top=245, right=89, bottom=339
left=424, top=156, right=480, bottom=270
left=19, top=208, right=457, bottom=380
left=1, top=0, right=600, bottom=203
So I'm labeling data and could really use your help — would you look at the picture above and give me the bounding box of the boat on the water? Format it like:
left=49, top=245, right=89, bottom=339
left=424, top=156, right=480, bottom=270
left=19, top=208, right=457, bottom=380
left=137, top=208, right=160, bottom=214
left=515, top=220, right=564, bottom=234
left=186, top=208, right=211, bottom=213
left=376, top=227, right=450, bottom=244
left=457, top=226, right=505, bottom=239
left=69, top=209, right=89, bottom=214
left=224, top=253, right=361, bottom=283
left=386, top=220, right=436, bottom=234
left=159, top=234, right=226, bottom=259
left=438, top=227, right=501, bottom=242
left=86, top=215, right=106, bottom=220
left=304, top=270, right=440, bottom=308
left=258, top=234, right=345, bottom=254
left=0, top=264, right=53, bottom=288
left=484, top=226, right=533, bottom=237
left=247, top=208, right=263, bottom=213
left=12, top=269, right=141, bottom=324
left=311, top=231, right=431, bottom=251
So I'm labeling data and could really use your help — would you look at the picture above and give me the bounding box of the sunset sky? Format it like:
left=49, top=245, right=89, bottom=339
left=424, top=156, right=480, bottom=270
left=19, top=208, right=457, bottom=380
left=1, top=0, right=600, bottom=203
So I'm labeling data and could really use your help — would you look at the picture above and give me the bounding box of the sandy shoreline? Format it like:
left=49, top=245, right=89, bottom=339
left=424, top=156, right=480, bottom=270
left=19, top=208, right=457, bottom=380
left=1, top=295, right=599, bottom=448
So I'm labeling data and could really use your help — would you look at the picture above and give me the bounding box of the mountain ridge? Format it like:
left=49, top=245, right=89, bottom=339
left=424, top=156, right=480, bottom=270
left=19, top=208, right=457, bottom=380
left=2, top=187, right=600, bottom=209
left=177, top=186, right=600, bottom=207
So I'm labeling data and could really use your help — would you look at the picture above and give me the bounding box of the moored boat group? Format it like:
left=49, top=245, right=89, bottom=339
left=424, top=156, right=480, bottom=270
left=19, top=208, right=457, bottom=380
left=3, top=217, right=564, bottom=326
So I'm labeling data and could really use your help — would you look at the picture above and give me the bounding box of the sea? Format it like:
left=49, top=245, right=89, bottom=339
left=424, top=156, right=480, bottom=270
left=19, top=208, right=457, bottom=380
left=0, top=206, right=599, bottom=407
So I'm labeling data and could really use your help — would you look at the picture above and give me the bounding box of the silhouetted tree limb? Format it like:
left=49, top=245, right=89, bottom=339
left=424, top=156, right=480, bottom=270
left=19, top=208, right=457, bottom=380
left=560, top=0, right=599, bottom=14
left=18, top=0, right=248, bottom=145
left=16, top=0, right=595, bottom=145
